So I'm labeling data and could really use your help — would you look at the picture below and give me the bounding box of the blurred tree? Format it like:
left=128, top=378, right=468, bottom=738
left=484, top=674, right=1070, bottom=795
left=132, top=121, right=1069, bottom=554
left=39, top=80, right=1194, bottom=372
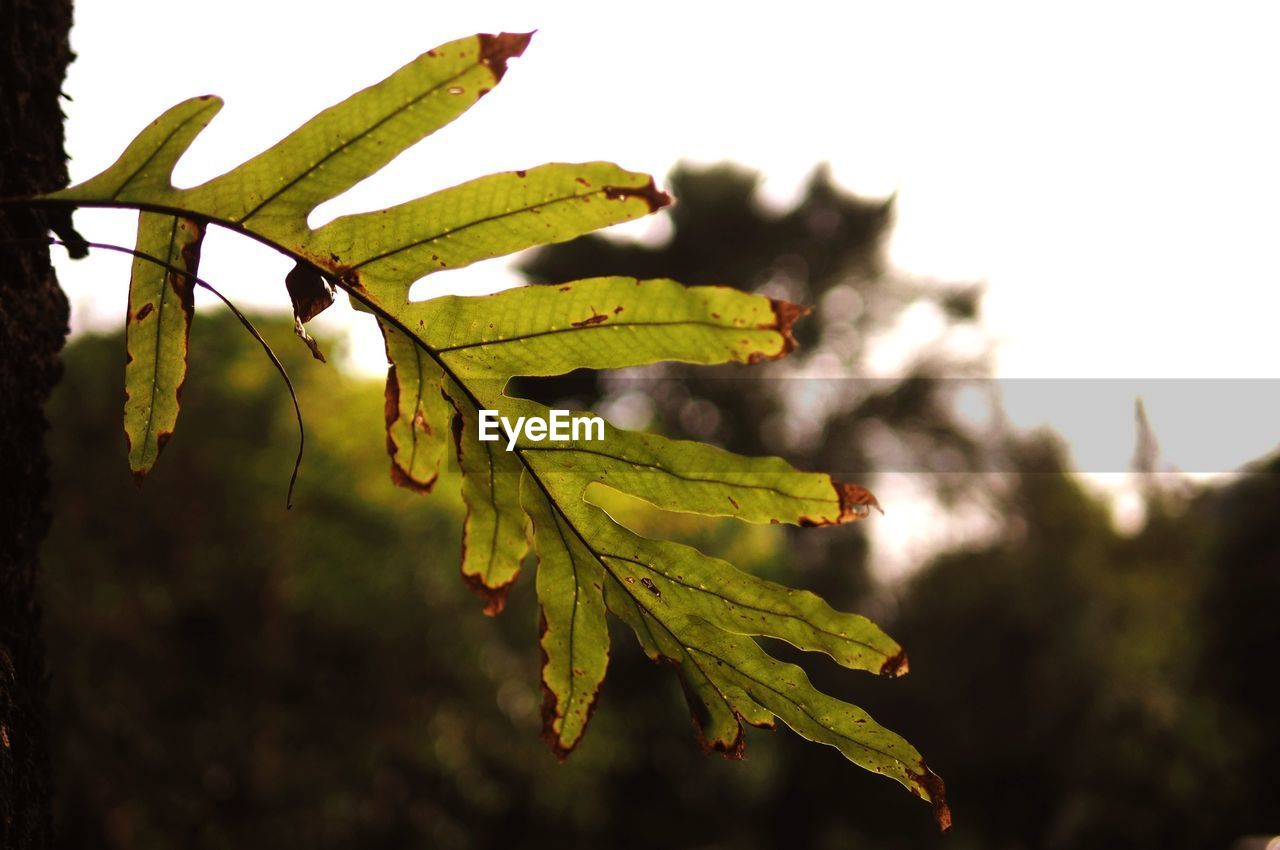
left=872, top=436, right=1275, bottom=850
left=1199, top=454, right=1280, bottom=837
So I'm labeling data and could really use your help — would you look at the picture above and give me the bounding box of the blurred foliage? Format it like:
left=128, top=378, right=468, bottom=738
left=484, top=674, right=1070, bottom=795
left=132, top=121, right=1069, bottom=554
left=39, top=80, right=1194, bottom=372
left=41, top=166, right=1280, bottom=849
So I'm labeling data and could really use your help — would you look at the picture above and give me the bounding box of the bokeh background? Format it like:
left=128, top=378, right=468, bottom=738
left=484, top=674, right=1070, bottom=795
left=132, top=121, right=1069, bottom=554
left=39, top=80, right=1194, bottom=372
left=38, top=3, right=1280, bottom=848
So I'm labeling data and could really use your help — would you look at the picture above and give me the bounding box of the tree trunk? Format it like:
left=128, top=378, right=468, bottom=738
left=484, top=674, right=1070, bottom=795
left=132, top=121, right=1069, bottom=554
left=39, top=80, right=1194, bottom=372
left=0, top=0, right=75, bottom=846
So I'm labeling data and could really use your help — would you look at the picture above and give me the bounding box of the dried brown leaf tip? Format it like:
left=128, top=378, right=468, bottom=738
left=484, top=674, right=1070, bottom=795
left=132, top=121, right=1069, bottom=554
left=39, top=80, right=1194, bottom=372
left=673, top=663, right=746, bottom=760
left=461, top=570, right=514, bottom=616
left=878, top=648, right=909, bottom=678
left=910, top=766, right=952, bottom=832
left=836, top=481, right=883, bottom=521
left=388, top=461, right=436, bottom=495
left=537, top=612, right=603, bottom=760
left=478, top=32, right=533, bottom=81
left=692, top=717, right=746, bottom=760
left=748, top=299, right=809, bottom=363
left=798, top=481, right=882, bottom=527
left=602, top=178, right=672, bottom=213
left=768, top=299, right=808, bottom=356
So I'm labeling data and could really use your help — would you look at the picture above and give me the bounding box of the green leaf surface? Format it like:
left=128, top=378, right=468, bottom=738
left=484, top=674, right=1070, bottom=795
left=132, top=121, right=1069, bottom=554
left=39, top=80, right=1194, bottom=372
left=313, top=163, right=666, bottom=301
left=524, top=471, right=611, bottom=756
left=37, top=31, right=948, bottom=828
left=411, top=276, right=802, bottom=387
left=446, top=380, right=528, bottom=614
left=123, top=213, right=203, bottom=477
left=381, top=320, right=451, bottom=493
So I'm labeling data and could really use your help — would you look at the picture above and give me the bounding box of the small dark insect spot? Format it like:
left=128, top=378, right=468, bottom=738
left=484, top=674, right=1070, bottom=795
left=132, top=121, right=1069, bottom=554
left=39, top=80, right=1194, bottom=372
left=559, top=285, right=573, bottom=292
left=727, top=495, right=740, bottom=510
left=640, top=577, right=661, bottom=597
left=134, top=302, right=155, bottom=322
left=516, top=169, right=527, bottom=177
left=572, top=308, right=608, bottom=328
left=711, top=312, right=721, bottom=319
left=575, top=177, right=591, bottom=187
left=613, top=306, right=624, bottom=315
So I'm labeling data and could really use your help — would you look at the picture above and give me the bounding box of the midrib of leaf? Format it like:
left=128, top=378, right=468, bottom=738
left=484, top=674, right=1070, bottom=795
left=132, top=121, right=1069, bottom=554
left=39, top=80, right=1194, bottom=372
left=601, top=553, right=886, bottom=657
left=236, top=64, right=478, bottom=225
left=522, top=444, right=842, bottom=505
left=406, top=343, right=427, bottom=472
left=27, top=198, right=299, bottom=253
left=479, top=437, right=501, bottom=581
left=548, top=507, right=585, bottom=714
left=433, top=318, right=770, bottom=354
left=349, top=184, right=640, bottom=271
left=689, top=642, right=911, bottom=768
left=139, top=217, right=182, bottom=448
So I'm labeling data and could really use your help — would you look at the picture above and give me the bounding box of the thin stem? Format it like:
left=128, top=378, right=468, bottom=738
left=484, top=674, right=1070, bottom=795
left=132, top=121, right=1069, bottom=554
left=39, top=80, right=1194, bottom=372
left=47, top=237, right=306, bottom=510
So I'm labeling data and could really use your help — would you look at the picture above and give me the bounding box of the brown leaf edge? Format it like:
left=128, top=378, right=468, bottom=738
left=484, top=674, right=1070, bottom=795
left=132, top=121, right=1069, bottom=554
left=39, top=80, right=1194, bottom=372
left=538, top=611, right=605, bottom=761
left=797, top=480, right=884, bottom=529
left=477, top=31, right=534, bottom=82
left=382, top=361, right=438, bottom=495
left=909, top=765, right=952, bottom=832
left=444, top=401, right=521, bottom=616
left=601, top=178, right=671, bottom=214
left=672, top=659, right=776, bottom=761
left=748, top=298, right=809, bottom=364
left=461, top=570, right=515, bottom=617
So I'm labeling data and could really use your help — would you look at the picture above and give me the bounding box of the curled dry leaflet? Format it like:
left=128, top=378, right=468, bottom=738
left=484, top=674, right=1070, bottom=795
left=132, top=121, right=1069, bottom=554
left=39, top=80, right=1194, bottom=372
left=19, top=31, right=949, bottom=829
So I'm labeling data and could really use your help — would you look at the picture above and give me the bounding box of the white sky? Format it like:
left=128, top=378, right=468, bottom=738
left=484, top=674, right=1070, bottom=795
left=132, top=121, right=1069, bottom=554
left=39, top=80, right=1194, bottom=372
left=54, top=1, right=1280, bottom=506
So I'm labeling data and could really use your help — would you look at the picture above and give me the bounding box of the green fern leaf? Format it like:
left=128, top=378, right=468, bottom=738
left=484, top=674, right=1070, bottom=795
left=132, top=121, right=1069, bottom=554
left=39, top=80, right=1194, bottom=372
left=34, top=31, right=950, bottom=829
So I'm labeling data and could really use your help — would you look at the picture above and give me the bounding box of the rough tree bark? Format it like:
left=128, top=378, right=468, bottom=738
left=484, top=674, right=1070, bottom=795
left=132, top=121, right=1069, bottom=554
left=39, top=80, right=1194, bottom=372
left=0, top=0, right=76, bottom=846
